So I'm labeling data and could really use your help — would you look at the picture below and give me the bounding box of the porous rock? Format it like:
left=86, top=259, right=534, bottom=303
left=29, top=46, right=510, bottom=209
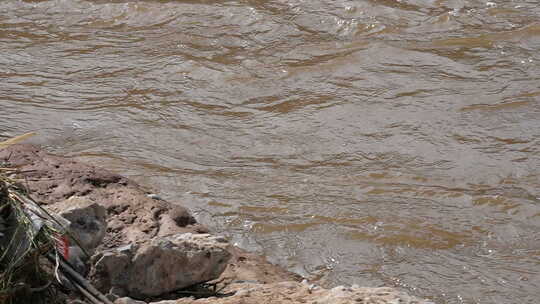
left=0, top=144, right=209, bottom=248
left=92, top=233, right=231, bottom=299
left=49, top=196, right=107, bottom=253
left=0, top=145, right=305, bottom=299
left=150, top=281, right=432, bottom=304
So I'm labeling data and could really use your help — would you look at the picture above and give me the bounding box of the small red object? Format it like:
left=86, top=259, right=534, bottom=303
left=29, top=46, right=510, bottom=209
left=56, top=235, right=70, bottom=259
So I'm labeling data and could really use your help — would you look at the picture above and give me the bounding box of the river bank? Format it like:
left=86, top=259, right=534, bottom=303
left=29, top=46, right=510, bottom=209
left=3, top=0, right=540, bottom=302
left=0, top=144, right=429, bottom=304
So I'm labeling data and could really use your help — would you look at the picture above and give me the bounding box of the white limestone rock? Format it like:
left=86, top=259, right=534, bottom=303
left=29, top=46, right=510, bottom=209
left=92, top=233, right=231, bottom=298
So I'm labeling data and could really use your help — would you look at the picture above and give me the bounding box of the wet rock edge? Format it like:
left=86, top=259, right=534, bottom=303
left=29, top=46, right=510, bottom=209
left=0, top=144, right=431, bottom=304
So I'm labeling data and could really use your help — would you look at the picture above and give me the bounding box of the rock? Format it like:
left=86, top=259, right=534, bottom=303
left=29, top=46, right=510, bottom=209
left=115, top=297, right=147, bottom=304
left=49, top=196, right=107, bottom=253
left=66, top=245, right=89, bottom=275
left=157, top=205, right=198, bottom=237
left=0, top=144, right=208, bottom=249
left=149, top=281, right=432, bottom=304
left=0, top=145, right=130, bottom=205
left=0, top=144, right=302, bottom=299
left=91, top=233, right=231, bottom=298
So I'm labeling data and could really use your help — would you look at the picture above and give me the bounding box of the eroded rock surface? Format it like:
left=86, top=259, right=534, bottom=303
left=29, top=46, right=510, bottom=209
left=152, top=281, right=432, bottom=304
left=0, top=145, right=208, bottom=247
left=0, top=145, right=429, bottom=304
left=0, top=144, right=300, bottom=286
left=49, top=196, right=107, bottom=252
left=91, top=233, right=231, bottom=298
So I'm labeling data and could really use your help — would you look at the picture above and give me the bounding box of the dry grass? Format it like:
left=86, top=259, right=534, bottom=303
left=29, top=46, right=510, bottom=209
left=0, top=135, right=117, bottom=304
left=0, top=133, right=66, bottom=304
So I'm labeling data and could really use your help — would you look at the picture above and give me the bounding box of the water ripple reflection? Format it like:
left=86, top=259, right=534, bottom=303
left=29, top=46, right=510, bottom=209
left=1, top=0, right=540, bottom=303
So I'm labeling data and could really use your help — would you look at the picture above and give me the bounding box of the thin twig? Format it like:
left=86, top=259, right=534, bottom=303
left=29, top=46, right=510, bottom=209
left=46, top=254, right=114, bottom=304
left=72, top=281, right=101, bottom=304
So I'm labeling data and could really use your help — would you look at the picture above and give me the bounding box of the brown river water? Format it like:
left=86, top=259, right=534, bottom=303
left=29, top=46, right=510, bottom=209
left=1, top=0, right=540, bottom=303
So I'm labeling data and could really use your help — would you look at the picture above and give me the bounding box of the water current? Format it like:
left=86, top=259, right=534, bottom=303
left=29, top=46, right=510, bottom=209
left=1, top=0, right=539, bottom=303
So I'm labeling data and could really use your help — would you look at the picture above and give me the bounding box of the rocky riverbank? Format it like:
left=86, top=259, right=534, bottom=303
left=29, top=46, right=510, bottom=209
left=0, top=144, right=430, bottom=304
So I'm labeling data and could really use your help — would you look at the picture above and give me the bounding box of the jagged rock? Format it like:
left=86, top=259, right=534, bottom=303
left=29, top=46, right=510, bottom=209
left=91, top=233, right=231, bottom=299
left=49, top=196, right=107, bottom=253
left=150, top=281, right=432, bottom=304
left=0, top=144, right=300, bottom=289
left=157, top=205, right=198, bottom=237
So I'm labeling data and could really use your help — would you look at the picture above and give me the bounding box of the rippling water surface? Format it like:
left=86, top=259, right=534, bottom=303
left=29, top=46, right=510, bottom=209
left=1, top=0, right=540, bottom=302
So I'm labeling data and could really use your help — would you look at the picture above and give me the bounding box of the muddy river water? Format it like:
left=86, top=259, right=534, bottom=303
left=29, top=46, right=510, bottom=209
left=1, top=0, right=540, bottom=303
